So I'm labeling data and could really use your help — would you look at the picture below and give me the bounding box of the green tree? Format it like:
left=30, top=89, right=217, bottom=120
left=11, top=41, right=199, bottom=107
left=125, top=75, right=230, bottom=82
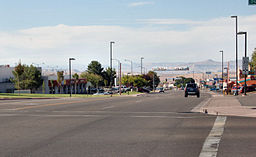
left=57, top=71, right=64, bottom=93
left=12, top=63, right=25, bottom=90
left=42, top=81, right=45, bottom=94
left=122, top=75, right=148, bottom=88
left=174, top=76, right=195, bottom=88
left=121, top=75, right=130, bottom=86
left=87, top=61, right=104, bottom=76
left=102, top=67, right=116, bottom=87
left=72, top=73, right=79, bottom=94
left=132, top=76, right=148, bottom=88
left=250, top=48, right=256, bottom=70
left=12, top=64, right=43, bottom=92
left=143, top=71, right=160, bottom=88
left=80, top=72, right=103, bottom=88
left=57, top=71, right=64, bottom=84
left=121, top=75, right=136, bottom=87
left=72, top=73, right=79, bottom=80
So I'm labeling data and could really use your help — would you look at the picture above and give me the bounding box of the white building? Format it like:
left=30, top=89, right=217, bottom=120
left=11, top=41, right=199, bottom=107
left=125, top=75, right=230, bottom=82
left=0, top=65, right=91, bottom=94
left=0, top=65, right=15, bottom=93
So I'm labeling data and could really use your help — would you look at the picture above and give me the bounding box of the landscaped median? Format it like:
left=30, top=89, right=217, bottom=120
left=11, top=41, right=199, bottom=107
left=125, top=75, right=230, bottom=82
left=0, top=92, right=142, bottom=99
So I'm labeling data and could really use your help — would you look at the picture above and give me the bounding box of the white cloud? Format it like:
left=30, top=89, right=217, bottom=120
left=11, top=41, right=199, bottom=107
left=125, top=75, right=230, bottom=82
left=137, top=19, right=204, bottom=25
left=128, top=1, right=154, bottom=7
left=0, top=15, right=255, bottom=69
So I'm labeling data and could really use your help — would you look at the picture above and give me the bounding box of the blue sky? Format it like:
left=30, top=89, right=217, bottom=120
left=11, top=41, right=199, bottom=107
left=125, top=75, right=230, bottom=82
left=0, top=0, right=255, bottom=70
left=0, top=0, right=254, bottom=30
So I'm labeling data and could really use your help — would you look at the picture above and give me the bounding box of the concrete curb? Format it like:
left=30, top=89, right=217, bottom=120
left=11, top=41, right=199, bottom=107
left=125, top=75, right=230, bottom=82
left=192, top=92, right=256, bottom=118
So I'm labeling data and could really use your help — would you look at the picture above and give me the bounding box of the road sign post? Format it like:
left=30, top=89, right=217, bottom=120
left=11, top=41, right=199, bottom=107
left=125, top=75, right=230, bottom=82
left=242, top=57, right=249, bottom=95
left=242, top=57, right=249, bottom=72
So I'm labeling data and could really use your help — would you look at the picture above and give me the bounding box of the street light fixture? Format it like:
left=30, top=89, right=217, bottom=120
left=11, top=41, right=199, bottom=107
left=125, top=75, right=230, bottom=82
left=110, top=41, right=115, bottom=88
left=220, top=50, right=224, bottom=94
left=231, top=15, right=239, bottom=95
left=69, top=58, right=75, bottom=97
left=124, top=59, right=133, bottom=75
left=141, top=57, right=144, bottom=75
left=237, top=31, right=247, bottom=95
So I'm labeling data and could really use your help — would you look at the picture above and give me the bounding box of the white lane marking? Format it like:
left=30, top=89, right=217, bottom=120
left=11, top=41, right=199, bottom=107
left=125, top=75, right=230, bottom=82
left=212, top=95, right=224, bottom=97
left=191, top=97, right=212, bottom=113
left=199, top=116, right=227, bottom=157
left=0, top=113, right=213, bottom=119
left=0, top=99, right=61, bottom=105
left=102, top=105, right=115, bottom=110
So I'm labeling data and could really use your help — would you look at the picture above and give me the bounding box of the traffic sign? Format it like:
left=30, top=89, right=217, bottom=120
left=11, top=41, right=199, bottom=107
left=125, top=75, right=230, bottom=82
left=206, top=72, right=211, bottom=74
left=242, top=57, right=249, bottom=71
left=242, top=71, right=249, bottom=75
left=249, top=0, right=256, bottom=5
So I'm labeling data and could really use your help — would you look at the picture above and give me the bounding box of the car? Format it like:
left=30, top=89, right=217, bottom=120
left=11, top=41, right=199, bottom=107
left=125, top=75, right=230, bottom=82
left=138, top=87, right=151, bottom=93
left=231, top=86, right=243, bottom=95
left=185, top=83, right=200, bottom=98
left=155, top=87, right=164, bottom=93
left=93, top=92, right=104, bottom=96
left=210, top=87, right=216, bottom=91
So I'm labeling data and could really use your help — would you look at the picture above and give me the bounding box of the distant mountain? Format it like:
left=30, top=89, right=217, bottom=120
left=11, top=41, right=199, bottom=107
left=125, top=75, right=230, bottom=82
left=144, top=59, right=242, bottom=73
left=42, top=59, right=243, bottom=76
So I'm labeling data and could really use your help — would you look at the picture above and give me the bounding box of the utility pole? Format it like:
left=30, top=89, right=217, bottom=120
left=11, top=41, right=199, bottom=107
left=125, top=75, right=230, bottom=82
left=124, top=59, right=133, bottom=75
left=237, top=31, right=248, bottom=95
left=110, top=41, right=115, bottom=88
left=69, top=58, right=75, bottom=97
left=231, top=16, right=238, bottom=95
left=153, top=73, right=155, bottom=92
left=227, top=62, right=230, bottom=95
left=141, top=57, right=144, bottom=75
left=220, top=50, right=224, bottom=94
left=119, top=63, right=122, bottom=95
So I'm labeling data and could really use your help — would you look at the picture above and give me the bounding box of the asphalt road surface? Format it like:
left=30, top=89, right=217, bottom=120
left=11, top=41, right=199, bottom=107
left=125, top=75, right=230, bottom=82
left=0, top=90, right=256, bottom=157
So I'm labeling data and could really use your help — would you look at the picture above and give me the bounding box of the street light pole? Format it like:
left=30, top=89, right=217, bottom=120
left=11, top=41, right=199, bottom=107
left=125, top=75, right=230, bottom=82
left=153, top=73, right=155, bottom=92
left=141, top=57, right=144, bottom=75
left=119, top=63, right=122, bottom=95
left=231, top=16, right=238, bottom=95
left=124, top=59, right=133, bottom=75
left=113, top=59, right=121, bottom=93
left=110, top=41, right=115, bottom=88
left=237, top=31, right=247, bottom=95
left=220, top=50, right=224, bottom=94
left=69, top=58, right=75, bottom=97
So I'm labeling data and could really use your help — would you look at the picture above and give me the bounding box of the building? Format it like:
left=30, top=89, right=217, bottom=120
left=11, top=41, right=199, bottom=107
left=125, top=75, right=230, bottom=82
left=0, top=65, right=15, bottom=93
left=46, top=75, right=90, bottom=94
left=0, top=65, right=91, bottom=94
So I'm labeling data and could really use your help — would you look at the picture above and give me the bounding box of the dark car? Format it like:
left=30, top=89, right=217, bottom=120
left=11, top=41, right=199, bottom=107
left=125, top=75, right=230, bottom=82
left=156, top=87, right=164, bottom=93
left=138, top=87, right=151, bottom=93
left=185, top=83, right=200, bottom=98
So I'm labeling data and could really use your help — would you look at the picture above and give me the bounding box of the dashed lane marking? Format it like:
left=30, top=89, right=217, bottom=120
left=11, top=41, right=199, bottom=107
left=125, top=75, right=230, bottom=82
left=102, top=105, right=115, bottom=110
left=199, top=116, right=227, bottom=157
left=191, top=97, right=212, bottom=113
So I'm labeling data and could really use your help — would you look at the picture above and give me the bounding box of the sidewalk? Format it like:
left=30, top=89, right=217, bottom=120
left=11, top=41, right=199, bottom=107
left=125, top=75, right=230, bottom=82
left=192, top=92, right=256, bottom=118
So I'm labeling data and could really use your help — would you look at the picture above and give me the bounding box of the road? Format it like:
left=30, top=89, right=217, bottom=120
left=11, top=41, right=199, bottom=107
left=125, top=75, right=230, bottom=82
left=0, top=91, right=256, bottom=157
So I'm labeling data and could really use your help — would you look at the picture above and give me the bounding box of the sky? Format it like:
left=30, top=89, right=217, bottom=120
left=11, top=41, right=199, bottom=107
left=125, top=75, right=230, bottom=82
left=0, top=0, right=255, bottom=70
